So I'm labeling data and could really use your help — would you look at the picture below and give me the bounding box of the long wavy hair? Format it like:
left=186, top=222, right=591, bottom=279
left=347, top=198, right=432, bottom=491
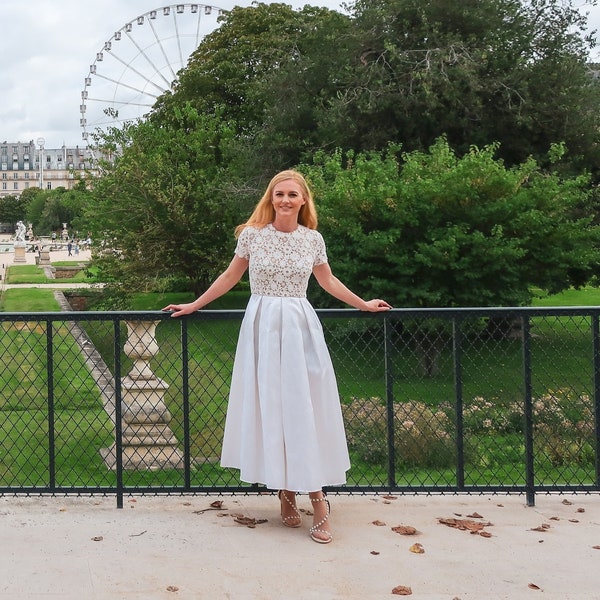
left=235, top=170, right=318, bottom=237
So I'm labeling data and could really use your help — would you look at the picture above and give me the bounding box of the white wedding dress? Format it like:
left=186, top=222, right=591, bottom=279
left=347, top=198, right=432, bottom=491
left=220, top=224, right=351, bottom=492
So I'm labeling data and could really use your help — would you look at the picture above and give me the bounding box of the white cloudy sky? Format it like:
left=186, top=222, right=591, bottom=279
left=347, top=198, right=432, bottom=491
left=0, top=0, right=598, bottom=149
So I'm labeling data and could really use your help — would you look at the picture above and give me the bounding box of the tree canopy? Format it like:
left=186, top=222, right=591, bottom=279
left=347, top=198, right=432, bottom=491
left=303, top=139, right=600, bottom=308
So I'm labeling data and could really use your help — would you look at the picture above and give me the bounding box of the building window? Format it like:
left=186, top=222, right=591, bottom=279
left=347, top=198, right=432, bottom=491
left=25, top=173, right=29, bottom=180
left=1, top=173, right=6, bottom=179
left=46, top=182, right=52, bottom=190
left=1, top=182, right=6, bottom=190
left=13, top=182, right=18, bottom=190
left=25, top=182, right=30, bottom=189
left=13, top=173, right=18, bottom=179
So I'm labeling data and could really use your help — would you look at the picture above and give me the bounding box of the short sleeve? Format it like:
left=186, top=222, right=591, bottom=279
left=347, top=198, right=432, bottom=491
left=234, top=227, right=251, bottom=260
left=314, top=230, right=328, bottom=266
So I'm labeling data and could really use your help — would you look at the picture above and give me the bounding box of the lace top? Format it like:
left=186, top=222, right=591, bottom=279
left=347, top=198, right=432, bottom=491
left=235, top=224, right=328, bottom=297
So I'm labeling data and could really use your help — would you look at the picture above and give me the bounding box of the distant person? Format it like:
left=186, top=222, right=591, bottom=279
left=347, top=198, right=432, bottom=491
left=67, top=240, right=72, bottom=256
left=163, top=170, right=392, bottom=544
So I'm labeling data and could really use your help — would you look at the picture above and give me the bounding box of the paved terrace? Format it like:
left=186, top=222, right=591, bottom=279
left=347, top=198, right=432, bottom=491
left=0, top=493, right=599, bottom=599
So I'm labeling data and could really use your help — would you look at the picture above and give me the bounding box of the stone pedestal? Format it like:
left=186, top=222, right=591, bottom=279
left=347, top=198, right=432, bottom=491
left=13, top=242, right=26, bottom=263
left=38, top=247, right=51, bottom=266
left=101, top=320, right=184, bottom=471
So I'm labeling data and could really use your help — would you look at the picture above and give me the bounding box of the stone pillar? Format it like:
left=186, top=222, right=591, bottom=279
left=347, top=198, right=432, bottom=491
left=101, top=320, right=184, bottom=470
left=38, top=245, right=51, bottom=266
left=13, top=242, right=26, bottom=263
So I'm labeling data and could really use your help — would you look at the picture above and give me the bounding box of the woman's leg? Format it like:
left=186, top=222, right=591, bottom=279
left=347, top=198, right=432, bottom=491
left=309, top=490, right=332, bottom=544
left=279, top=490, right=302, bottom=528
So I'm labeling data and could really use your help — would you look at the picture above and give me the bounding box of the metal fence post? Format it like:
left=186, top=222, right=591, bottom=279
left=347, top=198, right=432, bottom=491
left=384, top=315, right=396, bottom=488
left=521, top=315, right=535, bottom=507
left=453, top=318, right=465, bottom=490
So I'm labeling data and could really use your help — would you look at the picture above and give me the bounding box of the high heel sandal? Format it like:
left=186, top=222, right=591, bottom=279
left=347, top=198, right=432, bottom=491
left=278, top=490, right=302, bottom=528
left=309, top=494, right=332, bottom=544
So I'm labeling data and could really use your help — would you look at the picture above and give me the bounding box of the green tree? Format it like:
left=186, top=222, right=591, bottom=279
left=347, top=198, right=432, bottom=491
left=84, top=104, right=246, bottom=298
left=156, top=2, right=352, bottom=175
left=302, top=139, right=600, bottom=308
left=25, top=183, right=91, bottom=237
left=0, top=195, right=26, bottom=229
left=331, top=0, right=600, bottom=173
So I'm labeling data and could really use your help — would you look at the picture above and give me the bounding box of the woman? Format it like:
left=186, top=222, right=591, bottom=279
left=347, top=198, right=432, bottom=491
left=163, top=170, right=391, bottom=544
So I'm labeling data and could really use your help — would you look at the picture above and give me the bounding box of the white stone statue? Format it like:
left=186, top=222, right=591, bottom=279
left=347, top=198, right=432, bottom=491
left=15, top=221, right=26, bottom=242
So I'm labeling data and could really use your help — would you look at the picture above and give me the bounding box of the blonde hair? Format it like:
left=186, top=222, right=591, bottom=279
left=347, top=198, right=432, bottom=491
left=235, top=170, right=318, bottom=237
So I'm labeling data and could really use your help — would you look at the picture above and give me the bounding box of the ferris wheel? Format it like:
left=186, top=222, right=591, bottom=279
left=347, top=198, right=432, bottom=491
left=80, top=3, right=224, bottom=144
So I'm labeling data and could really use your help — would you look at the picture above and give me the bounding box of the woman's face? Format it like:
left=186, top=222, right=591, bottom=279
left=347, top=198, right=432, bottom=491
left=271, top=179, right=306, bottom=220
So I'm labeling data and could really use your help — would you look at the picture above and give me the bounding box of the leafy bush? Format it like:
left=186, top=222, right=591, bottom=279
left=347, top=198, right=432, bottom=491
left=343, top=397, right=456, bottom=468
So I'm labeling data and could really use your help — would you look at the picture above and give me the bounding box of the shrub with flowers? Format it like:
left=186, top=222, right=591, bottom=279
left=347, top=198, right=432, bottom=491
left=342, top=397, right=456, bottom=468
left=343, top=388, right=595, bottom=470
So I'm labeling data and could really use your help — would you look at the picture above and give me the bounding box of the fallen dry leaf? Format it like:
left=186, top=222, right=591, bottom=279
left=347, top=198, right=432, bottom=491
left=166, top=585, right=179, bottom=592
left=382, top=495, right=398, bottom=500
left=233, top=515, right=268, bottom=528
left=479, top=531, right=492, bottom=538
left=569, top=519, right=580, bottom=523
left=592, top=545, right=600, bottom=550
left=91, top=536, right=103, bottom=542
left=391, top=525, right=418, bottom=535
left=561, top=499, right=573, bottom=505
left=530, top=523, right=550, bottom=532
left=577, top=507, right=585, bottom=513
left=467, top=512, right=483, bottom=519
left=391, top=585, right=413, bottom=595
left=409, top=543, right=425, bottom=554
left=370, top=550, right=380, bottom=555
left=549, top=516, right=560, bottom=521
left=528, top=583, right=542, bottom=591
left=372, top=520, right=387, bottom=527
left=438, top=517, right=492, bottom=535
left=210, top=500, right=224, bottom=509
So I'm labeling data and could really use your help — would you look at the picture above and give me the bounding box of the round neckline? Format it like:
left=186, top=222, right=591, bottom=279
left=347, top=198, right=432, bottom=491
left=269, top=222, right=299, bottom=234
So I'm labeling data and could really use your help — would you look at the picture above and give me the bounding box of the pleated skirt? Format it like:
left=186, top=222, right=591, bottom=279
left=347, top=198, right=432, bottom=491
left=220, top=294, right=351, bottom=492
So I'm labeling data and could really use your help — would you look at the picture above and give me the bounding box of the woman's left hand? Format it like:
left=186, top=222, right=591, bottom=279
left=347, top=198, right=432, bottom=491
left=363, top=299, right=393, bottom=312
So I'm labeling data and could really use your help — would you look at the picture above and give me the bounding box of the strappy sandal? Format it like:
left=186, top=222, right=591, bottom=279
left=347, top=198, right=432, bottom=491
left=278, top=490, right=302, bottom=528
left=309, top=494, right=332, bottom=544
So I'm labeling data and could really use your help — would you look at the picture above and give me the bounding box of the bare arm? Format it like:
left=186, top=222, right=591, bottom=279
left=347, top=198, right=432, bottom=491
left=312, top=262, right=392, bottom=312
left=162, top=255, right=249, bottom=317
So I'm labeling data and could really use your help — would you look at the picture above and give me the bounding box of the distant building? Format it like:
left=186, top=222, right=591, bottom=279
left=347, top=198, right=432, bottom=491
left=0, top=140, right=93, bottom=197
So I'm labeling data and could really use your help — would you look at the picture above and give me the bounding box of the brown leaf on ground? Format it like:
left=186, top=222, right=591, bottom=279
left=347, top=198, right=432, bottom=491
left=528, top=583, right=542, bottom=590
left=370, top=550, right=380, bottom=555
left=166, top=586, right=179, bottom=592
left=210, top=500, right=224, bottom=509
left=549, top=516, right=560, bottom=521
left=479, top=531, right=493, bottom=538
left=438, top=517, right=492, bottom=535
left=530, top=524, right=550, bottom=532
left=372, top=520, right=387, bottom=526
left=409, top=543, right=425, bottom=554
left=576, top=507, right=585, bottom=513
left=391, top=525, right=418, bottom=535
left=91, top=536, right=103, bottom=542
left=569, top=519, right=580, bottom=523
left=592, top=545, right=600, bottom=550
left=561, top=499, right=573, bottom=505
left=382, top=495, right=398, bottom=500
left=467, top=512, right=483, bottom=519
left=391, top=585, right=413, bottom=595
left=233, top=515, right=267, bottom=528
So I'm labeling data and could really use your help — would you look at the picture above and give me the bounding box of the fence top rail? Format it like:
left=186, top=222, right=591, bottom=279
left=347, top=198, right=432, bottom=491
left=1, top=305, right=600, bottom=323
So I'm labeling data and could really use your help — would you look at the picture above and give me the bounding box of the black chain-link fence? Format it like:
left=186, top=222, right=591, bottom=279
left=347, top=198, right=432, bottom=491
left=1, top=307, right=598, bottom=506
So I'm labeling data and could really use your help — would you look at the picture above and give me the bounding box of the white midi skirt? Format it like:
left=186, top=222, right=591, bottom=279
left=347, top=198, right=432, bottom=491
left=220, top=294, right=351, bottom=492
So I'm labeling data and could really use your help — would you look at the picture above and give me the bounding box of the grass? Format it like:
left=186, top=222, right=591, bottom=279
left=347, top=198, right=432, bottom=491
left=5, top=263, right=99, bottom=285
left=1, top=284, right=599, bottom=490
